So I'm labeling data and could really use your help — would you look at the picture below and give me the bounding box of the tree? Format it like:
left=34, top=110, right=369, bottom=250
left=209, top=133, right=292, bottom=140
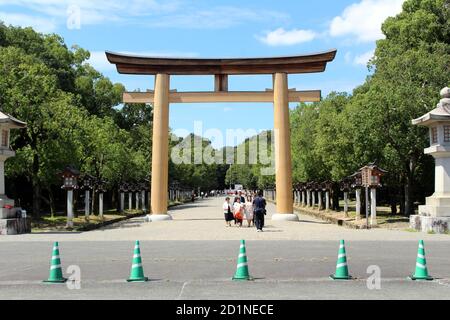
left=0, top=46, right=85, bottom=216
left=0, top=24, right=128, bottom=216
left=362, top=0, right=450, bottom=215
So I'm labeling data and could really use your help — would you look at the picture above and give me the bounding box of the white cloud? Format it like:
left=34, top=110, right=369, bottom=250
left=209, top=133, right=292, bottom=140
left=353, top=50, right=374, bottom=66
left=87, top=51, right=117, bottom=72
left=329, top=0, right=405, bottom=42
left=344, top=52, right=353, bottom=64
left=0, top=11, right=57, bottom=33
left=257, top=28, right=317, bottom=46
left=0, top=1, right=288, bottom=31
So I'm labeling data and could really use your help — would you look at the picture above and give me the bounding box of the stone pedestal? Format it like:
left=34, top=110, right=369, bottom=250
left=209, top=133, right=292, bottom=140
left=0, top=194, right=29, bottom=235
left=0, top=217, right=31, bottom=235
left=410, top=214, right=450, bottom=234
left=410, top=195, right=450, bottom=233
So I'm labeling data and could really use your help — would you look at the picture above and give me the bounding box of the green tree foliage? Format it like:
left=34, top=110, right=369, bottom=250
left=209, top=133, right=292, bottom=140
left=226, top=0, right=449, bottom=215
left=0, top=24, right=151, bottom=216
left=291, top=0, right=449, bottom=215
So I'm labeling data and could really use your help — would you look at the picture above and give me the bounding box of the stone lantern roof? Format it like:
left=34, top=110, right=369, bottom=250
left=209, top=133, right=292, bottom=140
left=412, top=87, right=450, bottom=126
left=0, top=111, right=27, bottom=129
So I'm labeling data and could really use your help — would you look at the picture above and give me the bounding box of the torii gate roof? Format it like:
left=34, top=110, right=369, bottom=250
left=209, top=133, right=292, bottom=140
left=105, top=49, right=337, bottom=75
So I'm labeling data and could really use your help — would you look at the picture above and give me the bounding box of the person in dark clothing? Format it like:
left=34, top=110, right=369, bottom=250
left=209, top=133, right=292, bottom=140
left=238, top=191, right=245, bottom=204
left=253, top=191, right=267, bottom=232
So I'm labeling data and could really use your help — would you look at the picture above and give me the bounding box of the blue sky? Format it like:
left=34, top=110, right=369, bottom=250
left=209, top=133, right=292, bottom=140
left=0, top=0, right=405, bottom=148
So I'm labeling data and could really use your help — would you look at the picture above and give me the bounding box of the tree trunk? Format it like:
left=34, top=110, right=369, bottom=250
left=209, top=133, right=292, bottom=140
left=404, top=158, right=416, bottom=216
left=32, top=154, right=41, bottom=218
left=90, top=189, right=95, bottom=216
left=111, top=189, right=116, bottom=212
left=389, top=186, right=397, bottom=215
left=399, top=186, right=406, bottom=215
left=48, top=188, right=56, bottom=218
left=332, top=184, right=340, bottom=211
left=92, top=190, right=98, bottom=215
left=405, top=178, right=414, bottom=216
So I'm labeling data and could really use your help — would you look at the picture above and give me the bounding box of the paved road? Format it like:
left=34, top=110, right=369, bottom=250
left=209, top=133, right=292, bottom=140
left=1, top=197, right=450, bottom=299
left=0, top=241, right=450, bottom=299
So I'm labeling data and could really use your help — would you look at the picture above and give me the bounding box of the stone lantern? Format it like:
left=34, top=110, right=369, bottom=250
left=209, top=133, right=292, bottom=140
left=360, top=162, right=387, bottom=227
left=0, top=111, right=28, bottom=235
left=81, top=174, right=94, bottom=221
left=306, top=182, right=313, bottom=207
left=131, top=183, right=140, bottom=210
left=95, top=178, right=107, bottom=219
left=310, top=182, right=318, bottom=209
left=350, top=171, right=363, bottom=220
left=411, top=87, right=450, bottom=233
left=293, top=183, right=298, bottom=206
left=172, top=180, right=181, bottom=202
left=317, top=182, right=324, bottom=210
left=118, top=182, right=129, bottom=213
left=60, top=166, right=80, bottom=229
left=323, top=181, right=333, bottom=211
left=128, top=183, right=133, bottom=210
left=169, top=181, right=176, bottom=203
left=139, top=181, right=149, bottom=213
left=340, top=177, right=352, bottom=217
left=298, top=183, right=306, bottom=207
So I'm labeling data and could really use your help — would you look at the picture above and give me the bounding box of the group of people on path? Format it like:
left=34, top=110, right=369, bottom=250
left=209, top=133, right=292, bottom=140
left=222, top=191, right=267, bottom=232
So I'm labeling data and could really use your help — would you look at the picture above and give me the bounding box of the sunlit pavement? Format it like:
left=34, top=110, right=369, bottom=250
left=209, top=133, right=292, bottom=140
left=2, top=197, right=450, bottom=242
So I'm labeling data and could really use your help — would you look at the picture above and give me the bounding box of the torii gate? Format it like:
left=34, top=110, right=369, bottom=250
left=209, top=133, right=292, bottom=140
left=106, top=50, right=337, bottom=222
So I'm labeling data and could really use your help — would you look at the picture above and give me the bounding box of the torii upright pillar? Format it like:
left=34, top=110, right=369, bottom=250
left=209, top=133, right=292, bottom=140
left=272, top=73, right=298, bottom=221
left=150, top=73, right=172, bottom=221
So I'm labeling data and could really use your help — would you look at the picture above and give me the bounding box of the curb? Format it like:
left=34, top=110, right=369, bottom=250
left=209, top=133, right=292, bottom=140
left=40, top=201, right=193, bottom=233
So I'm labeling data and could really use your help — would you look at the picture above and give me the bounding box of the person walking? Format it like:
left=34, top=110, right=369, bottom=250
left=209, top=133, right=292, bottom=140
left=244, top=196, right=254, bottom=228
left=233, top=197, right=244, bottom=227
left=223, top=197, right=233, bottom=227
left=238, top=191, right=246, bottom=204
left=253, top=191, right=267, bottom=232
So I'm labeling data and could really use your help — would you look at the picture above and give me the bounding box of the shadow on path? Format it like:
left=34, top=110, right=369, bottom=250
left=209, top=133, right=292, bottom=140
left=170, top=204, right=210, bottom=211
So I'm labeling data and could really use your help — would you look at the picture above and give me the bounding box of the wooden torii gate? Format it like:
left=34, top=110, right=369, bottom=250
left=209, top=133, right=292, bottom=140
left=106, top=50, right=337, bottom=221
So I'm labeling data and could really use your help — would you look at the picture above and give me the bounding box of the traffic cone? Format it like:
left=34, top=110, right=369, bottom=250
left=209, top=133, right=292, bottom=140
left=330, top=240, right=352, bottom=280
left=410, top=240, right=433, bottom=281
left=127, top=241, right=149, bottom=282
left=232, top=240, right=252, bottom=281
left=44, top=242, right=67, bottom=283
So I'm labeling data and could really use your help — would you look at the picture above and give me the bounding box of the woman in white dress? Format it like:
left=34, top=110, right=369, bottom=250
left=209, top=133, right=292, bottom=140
left=244, top=196, right=254, bottom=227
left=223, top=197, right=233, bottom=227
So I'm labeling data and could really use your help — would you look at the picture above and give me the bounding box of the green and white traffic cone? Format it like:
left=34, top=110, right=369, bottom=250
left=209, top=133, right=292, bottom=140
left=330, top=240, right=352, bottom=280
left=232, top=240, right=252, bottom=281
left=44, top=242, right=67, bottom=283
left=410, top=240, right=433, bottom=281
left=127, top=241, right=149, bottom=282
